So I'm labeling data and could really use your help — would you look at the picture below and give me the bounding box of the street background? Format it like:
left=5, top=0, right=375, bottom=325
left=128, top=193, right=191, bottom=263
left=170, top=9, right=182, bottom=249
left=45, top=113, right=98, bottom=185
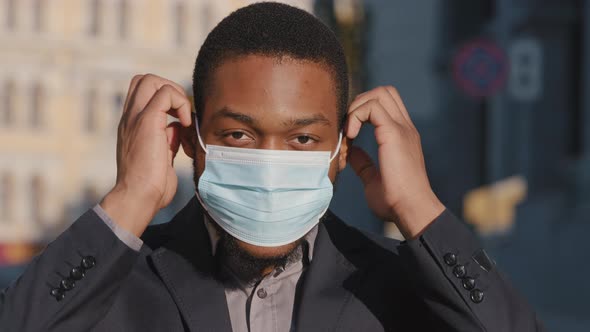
left=1, top=1, right=589, bottom=330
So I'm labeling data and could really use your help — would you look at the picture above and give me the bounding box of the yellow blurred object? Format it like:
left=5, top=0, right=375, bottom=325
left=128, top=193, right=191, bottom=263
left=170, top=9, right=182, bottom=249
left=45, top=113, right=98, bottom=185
left=0, top=243, right=42, bottom=265
left=463, top=176, right=527, bottom=235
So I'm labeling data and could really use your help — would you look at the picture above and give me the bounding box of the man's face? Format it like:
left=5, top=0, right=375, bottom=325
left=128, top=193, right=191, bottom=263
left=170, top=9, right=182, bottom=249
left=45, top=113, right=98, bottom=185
left=192, top=54, right=347, bottom=261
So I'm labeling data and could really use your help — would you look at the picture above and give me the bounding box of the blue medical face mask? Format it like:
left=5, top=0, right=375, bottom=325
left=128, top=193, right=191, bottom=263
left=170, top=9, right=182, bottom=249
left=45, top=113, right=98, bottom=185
left=194, top=118, right=342, bottom=247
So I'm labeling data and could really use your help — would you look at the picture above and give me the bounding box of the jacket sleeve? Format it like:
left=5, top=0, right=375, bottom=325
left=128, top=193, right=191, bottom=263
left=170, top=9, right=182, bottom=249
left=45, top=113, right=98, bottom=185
left=0, top=208, right=141, bottom=332
left=397, top=209, right=546, bottom=332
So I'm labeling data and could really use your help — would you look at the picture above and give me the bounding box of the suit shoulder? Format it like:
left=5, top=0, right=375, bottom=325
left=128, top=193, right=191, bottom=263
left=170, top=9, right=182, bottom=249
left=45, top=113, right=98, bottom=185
left=358, top=228, right=402, bottom=252
left=324, top=210, right=401, bottom=256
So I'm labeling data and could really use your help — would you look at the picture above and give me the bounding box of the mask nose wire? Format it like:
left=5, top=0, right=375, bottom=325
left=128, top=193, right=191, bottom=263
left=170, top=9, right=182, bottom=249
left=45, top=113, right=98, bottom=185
left=329, top=131, right=343, bottom=163
left=195, top=115, right=209, bottom=154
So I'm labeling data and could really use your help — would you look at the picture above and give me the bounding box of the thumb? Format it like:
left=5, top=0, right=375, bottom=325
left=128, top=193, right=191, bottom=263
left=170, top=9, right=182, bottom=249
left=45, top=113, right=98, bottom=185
left=348, top=146, right=379, bottom=187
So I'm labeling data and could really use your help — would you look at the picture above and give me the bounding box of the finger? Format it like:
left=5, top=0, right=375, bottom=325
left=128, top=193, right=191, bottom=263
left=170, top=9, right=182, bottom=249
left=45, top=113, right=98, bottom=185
left=118, top=75, right=145, bottom=133
left=384, top=86, right=416, bottom=129
left=349, top=86, right=406, bottom=125
left=139, top=84, right=192, bottom=128
left=166, top=122, right=182, bottom=166
left=345, top=98, right=396, bottom=139
left=139, top=73, right=187, bottom=97
left=122, top=74, right=144, bottom=113
left=126, top=74, right=188, bottom=123
left=348, top=146, right=379, bottom=187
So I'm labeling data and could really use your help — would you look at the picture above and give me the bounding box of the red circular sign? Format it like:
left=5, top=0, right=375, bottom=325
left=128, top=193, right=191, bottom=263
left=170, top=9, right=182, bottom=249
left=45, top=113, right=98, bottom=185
left=453, top=39, right=509, bottom=98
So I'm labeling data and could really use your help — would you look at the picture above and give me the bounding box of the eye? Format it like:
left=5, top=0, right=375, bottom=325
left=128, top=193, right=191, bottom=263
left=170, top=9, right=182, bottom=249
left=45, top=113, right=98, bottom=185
left=290, top=134, right=318, bottom=147
left=221, top=131, right=254, bottom=146
left=224, top=131, right=251, bottom=141
left=297, top=135, right=312, bottom=144
left=231, top=132, right=245, bottom=140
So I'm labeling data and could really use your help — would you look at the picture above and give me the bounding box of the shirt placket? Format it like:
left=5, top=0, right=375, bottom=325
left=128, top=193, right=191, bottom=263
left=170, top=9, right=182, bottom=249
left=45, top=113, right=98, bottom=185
left=249, top=276, right=277, bottom=332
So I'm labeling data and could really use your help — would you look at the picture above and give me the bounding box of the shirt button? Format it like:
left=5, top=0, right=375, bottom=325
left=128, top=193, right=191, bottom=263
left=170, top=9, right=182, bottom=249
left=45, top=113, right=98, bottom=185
left=257, top=288, right=267, bottom=299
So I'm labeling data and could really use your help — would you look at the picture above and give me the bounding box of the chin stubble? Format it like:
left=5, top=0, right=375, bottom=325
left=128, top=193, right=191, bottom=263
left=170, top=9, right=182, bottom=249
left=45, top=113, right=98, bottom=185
left=214, top=230, right=304, bottom=288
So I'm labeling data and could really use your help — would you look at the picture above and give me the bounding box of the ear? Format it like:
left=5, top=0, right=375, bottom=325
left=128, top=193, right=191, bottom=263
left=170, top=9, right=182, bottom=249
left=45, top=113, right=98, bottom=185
left=179, top=124, right=197, bottom=159
left=338, top=136, right=351, bottom=172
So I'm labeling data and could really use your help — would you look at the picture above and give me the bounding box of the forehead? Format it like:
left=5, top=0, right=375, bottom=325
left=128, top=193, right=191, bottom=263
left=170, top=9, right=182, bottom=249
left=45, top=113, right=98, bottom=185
left=204, top=55, right=339, bottom=126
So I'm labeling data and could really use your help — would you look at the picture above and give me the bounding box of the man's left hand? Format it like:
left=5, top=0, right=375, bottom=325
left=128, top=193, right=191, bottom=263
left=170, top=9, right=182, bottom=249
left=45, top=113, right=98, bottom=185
left=345, top=86, right=445, bottom=239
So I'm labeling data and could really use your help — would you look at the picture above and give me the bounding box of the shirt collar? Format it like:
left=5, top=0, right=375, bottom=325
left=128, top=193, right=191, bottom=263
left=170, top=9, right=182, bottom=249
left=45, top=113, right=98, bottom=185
left=203, top=215, right=318, bottom=263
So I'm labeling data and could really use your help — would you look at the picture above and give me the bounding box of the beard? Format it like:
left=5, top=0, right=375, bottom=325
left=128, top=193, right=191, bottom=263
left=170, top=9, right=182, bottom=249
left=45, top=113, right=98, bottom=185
left=213, top=226, right=304, bottom=288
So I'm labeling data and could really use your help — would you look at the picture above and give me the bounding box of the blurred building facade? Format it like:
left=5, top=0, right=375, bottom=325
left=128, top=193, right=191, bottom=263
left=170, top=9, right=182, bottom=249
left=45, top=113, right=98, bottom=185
left=0, top=0, right=311, bottom=263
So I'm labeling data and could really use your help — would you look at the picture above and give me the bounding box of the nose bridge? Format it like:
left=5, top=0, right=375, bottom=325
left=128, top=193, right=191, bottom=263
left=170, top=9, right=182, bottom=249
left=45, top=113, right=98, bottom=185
left=258, top=135, right=286, bottom=150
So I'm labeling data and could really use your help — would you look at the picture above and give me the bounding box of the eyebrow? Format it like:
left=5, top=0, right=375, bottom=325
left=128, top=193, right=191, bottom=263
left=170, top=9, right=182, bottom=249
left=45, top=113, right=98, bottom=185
left=282, top=113, right=331, bottom=128
left=212, top=106, right=331, bottom=128
left=212, top=107, right=256, bottom=125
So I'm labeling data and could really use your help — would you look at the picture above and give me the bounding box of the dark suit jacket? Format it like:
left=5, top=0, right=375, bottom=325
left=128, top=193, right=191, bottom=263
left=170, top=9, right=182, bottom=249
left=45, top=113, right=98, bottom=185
left=0, top=197, right=544, bottom=331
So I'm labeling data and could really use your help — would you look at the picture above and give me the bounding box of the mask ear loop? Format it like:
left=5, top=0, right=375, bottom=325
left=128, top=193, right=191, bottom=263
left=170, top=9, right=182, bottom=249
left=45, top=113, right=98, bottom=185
left=194, top=115, right=209, bottom=154
left=329, top=132, right=343, bottom=162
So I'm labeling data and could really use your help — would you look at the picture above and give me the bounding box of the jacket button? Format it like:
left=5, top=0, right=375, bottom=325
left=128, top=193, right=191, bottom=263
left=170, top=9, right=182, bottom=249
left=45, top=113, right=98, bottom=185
left=470, top=289, right=484, bottom=303
left=462, top=277, right=476, bottom=290
left=81, top=256, right=96, bottom=269
left=443, top=253, right=457, bottom=266
left=257, top=288, right=267, bottom=299
left=50, top=288, right=65, bottom=301
left=60, top=278, right=75, bottom=291
left=70, top=267, right=85, bottom=280
left=453, top=265, right=466, bottom=278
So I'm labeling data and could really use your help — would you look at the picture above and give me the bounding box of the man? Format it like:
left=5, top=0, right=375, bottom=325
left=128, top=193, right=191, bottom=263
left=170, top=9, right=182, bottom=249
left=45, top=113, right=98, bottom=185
left=0, top=3, right=544, bottom=331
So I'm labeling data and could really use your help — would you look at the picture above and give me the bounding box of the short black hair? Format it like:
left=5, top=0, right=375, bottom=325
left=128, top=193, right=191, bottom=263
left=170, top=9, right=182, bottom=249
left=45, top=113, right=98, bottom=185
left=192, top=2, right=348, bottom=129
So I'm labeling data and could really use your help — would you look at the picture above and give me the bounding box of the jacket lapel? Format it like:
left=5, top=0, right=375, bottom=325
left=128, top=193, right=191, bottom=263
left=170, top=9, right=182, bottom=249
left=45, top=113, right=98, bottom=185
left=294, top=211, right=369, bottom=331
left=148, top=198, right=233, bottom=332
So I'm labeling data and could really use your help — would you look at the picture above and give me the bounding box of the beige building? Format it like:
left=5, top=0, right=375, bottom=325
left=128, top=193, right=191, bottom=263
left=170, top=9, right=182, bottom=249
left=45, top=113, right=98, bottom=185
left=0, top=0, right=312, bottom=246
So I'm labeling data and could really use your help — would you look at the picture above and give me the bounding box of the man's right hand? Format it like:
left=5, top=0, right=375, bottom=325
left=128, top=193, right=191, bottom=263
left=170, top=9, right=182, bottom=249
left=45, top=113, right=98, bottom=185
left=100, top=74, right=193, bottom=237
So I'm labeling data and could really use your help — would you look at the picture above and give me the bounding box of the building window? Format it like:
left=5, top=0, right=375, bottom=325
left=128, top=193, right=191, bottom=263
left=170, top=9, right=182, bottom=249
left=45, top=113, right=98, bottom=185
left=6, top=0, right=16, bottom=30
left=31, top=174, right=44, bottom=224
left=174, top=2, right=186, bottom=46
left=32, top=0, right=44, bottom=32
left=89, top=0, right=102, bottom=36
left=85, top=88, right=98, bottom=132
left=2, top=80, right=15, bottom=126
left=30, top=82, right=42, bottom=128
left=0, top=173, right=14, bottom=221
left=118, top=0, right=128, bottom=39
